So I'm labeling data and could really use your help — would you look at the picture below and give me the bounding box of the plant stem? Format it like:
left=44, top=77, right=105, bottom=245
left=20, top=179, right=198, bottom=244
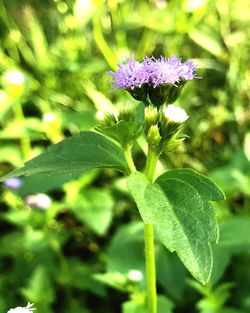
left=14, top=101, right=32, bottom=160
left=144, top=223, right=157, bottom=313
left=124, top=144, right=136, bottom=173
left=124, top=143, right=158, bottom=313
left=145, top=148, right=158, bottom=182
left=144, top=148, right=158, bottom=313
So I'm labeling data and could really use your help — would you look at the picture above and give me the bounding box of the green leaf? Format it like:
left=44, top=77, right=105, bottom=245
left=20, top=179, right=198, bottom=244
left=218, top=217, right=250, bottom=253
left=62, top=300, right=90, bottom=313
left=244, top=132, right=250, bottom=161
left=0, top=131, right=128, bottom=181
left=17, top=172, right=81, bottom=196
left=196, top=283, right=234, bottom=313
left=122, top=298, right=146, bottom=313
left=128, top=169, right=224, bottom=284
left=220, top=309, right=247, bottom=313
left=58, top=258, right=105, bottom=297
left=0, top=117, right=44, bottom=139
left=107, top=222, right=145, bottom=274
left=62, top=109, right=96, bottom=132
left=157, top=295, right=174, bottom=313
left=210, top=246, right=231, bottom=286
left=94, top=272, right=128, bottom=292
left=0, top=145, right=23, bottom=167
left=122, top=295, right=174, bottom=313
left=189, top=27, right=225, bottom=58
left=70, top=188, right=114, bottom=236
left=156, top=245, right=187, bottom=300
left=211, top=151, right=250, bottom=197
left=21, top=266, right=55, bottom=305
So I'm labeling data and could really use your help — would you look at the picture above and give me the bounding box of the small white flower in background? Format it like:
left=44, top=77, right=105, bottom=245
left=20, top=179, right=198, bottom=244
left=7, top=302, right=35, bottom=313
left=163, top=104, right=189, bottom=123
left=25, top=193, right=52, bottom=209
left=4, top=69, right=25, bottom=86
left=128, top=269, right=143, bottom=282
left=42, top=112, right=56, bottom=123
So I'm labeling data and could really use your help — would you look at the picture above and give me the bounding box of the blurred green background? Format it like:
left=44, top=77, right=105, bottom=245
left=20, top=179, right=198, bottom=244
left=0, top=0, right=250, bottom=312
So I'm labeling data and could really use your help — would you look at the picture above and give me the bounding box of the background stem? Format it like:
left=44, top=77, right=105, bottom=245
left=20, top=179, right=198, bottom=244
left=14, top=101, right=32, bottom=160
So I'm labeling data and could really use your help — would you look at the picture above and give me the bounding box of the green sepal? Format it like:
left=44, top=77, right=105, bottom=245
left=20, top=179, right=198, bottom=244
left=148, top=84, right=172, bottom=107
left=127, top=85, right=148, bottom=102
left=166, top=80, right=186, bottom=103
left=162, top=132, right=189, bottom=152
left=95, top=120, right=143, bottom=146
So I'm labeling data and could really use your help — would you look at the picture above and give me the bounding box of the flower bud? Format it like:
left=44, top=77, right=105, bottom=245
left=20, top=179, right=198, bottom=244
left=96, top=111, right=117, bottom=127
left=95, top=105, right=142, bottom=146
left=147, top=125, right=161, bottom=150
left=163, top=133, right=188, bottom=152
left=117, top=105, right=135, bottom=123
left=160, top=104, right=188, bottom=139
left=144, top=105, right=159, bottom=134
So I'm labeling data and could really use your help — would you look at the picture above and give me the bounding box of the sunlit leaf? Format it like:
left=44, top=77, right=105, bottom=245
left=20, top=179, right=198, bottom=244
left=0, top=131, right=128, bottom=181
left=128, top=169, right=224, bottom=284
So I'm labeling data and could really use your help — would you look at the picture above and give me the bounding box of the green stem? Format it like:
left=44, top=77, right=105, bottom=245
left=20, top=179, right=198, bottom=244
left=144, top=223, right=157, bottom=313
left=144, top=148, right=159, bottom=313
left=124, top=144, right=136, bottom=173
left=145, top=148, right=158, bottom=182
left=124, top=142, right=158, bottom=313
left=14, top=102, right=32, bottom=160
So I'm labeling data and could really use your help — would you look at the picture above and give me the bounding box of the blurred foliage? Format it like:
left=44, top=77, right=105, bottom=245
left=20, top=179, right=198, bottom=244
left=0, top=0, right=250, bottom=312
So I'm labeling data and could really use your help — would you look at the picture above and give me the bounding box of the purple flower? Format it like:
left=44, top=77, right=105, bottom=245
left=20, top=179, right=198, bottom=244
left=108, top=55, right=197, bottom=91
left=107, top=55, right=149, bottom=90
left=3, top=177, right=22, bottom=189
left=144, top=55, right=182, bottom=87
left=179, top=60, right=197, bottom=80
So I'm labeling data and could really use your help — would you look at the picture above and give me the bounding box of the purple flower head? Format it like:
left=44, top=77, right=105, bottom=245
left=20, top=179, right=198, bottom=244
left=107, top=55, right=149, bottom=90
left=3, top=177, right=22, bottom=189
left=179, top=60, right=197, bottom=80
left=144, top=55, right=182, bottom=88
left=107, top=54, right=197, bottom=105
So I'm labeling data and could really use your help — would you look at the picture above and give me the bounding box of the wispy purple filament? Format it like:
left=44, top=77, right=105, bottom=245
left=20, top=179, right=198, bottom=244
left=108, top=55, right=197, bottom=90
left=108, top=55, right=149, bottom=90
